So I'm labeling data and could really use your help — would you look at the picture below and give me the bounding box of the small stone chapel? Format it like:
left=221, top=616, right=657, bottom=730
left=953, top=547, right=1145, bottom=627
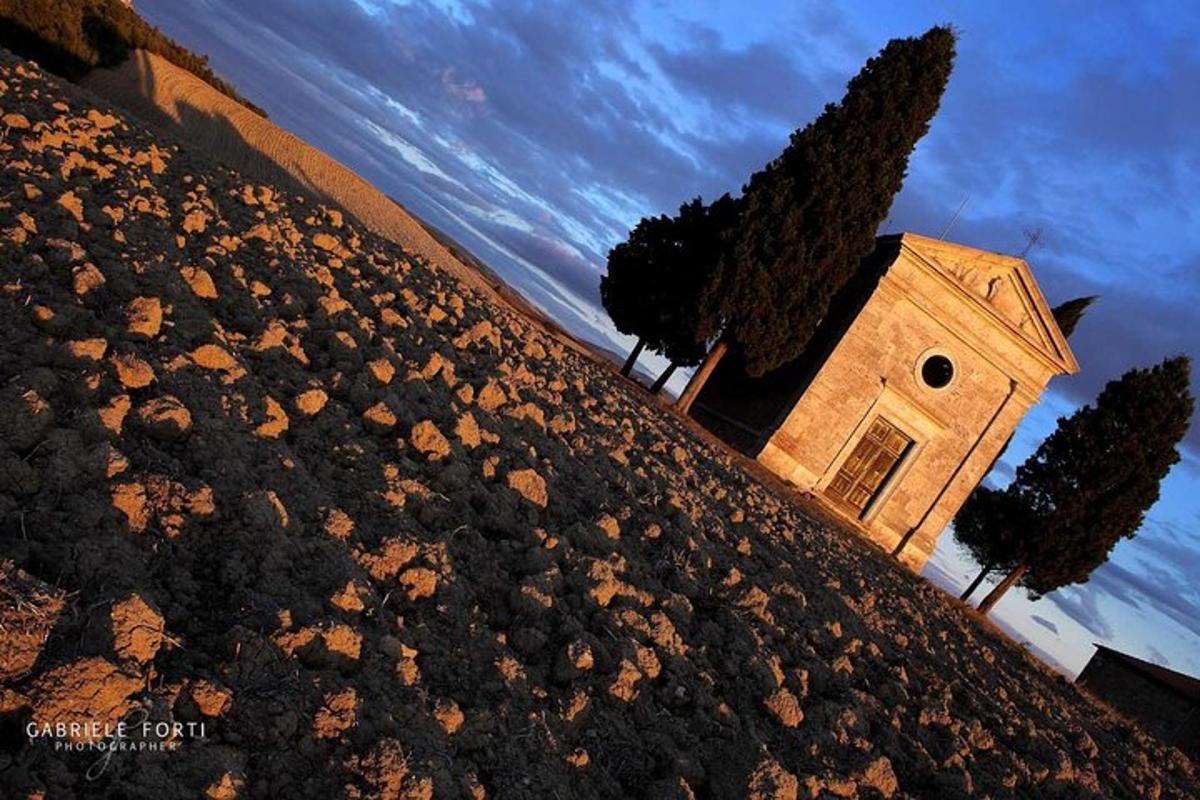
left=690, top=233, right=1078, bottom=569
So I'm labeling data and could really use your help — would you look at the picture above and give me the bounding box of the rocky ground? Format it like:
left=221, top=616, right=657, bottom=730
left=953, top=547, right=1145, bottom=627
left=81, top=49, right=499, bottom=301
left=0, top=50, right=1196, bottom=799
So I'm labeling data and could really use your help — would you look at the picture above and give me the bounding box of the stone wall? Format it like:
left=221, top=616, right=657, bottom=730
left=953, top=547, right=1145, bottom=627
left=760, top=241, right=1063, bottom=569
left=690, top=241, right=897, bottom=456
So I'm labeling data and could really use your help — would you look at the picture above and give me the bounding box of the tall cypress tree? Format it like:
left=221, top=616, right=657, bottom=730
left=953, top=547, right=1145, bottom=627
left=955, top=292, right=1095, bottom=599
left=601, top=194, right=740, bottom=381
left=953, top=486, right=1029, bottom=602
left=648, top=194, right=741, bottom=393
left=1051, top=295, right=1097, bottom=339
left=682, top=26, right=956, bottom=402
left=601, top=212, right=675, bottom=376
left=975, top=356, right=1194, bottom=614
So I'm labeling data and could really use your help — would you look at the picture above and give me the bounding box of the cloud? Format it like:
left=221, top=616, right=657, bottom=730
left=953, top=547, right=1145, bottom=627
left=1044, top=529, right=1200, bottom=646
left=1062, top=51, right=1200, bottom=155
left=1030, top=615, right=1059, bottom=636
left=1130, top=518, right=1200, bottom=576
left=1092, top=561, right=1200, bottom=640
left=485, top=226, right=604, bottom=304
left=648, top=27, right=823, bottom=123
left=1047, top=587, right=1113, bottom=640
left=440, top=67, right=486, bottom=103
left=1145, top=644, right=1169, bottom=667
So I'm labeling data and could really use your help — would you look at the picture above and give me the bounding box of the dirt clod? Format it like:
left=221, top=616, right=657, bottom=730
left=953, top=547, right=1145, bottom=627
left=433, top=698, right=464, bottom=735
left=29, top=658, right=142, bottom=743
left=748, top=759, right=799, bottom=800
left=0, top=563, right=65, bottom=680
left=506, top=468, right=547, bottom=507
left=125, top=296, right=163, bottom=338
left=295, top=388, right=329, bottom=416
left=137, top=395, right=192, bottom=442
left=109, top=593, right=165, bottom=663
left=189, top=679, right=232, bottom=717
left=409, top=420, right=450, bottom=460
left=764, top=688, right=804, bottom=728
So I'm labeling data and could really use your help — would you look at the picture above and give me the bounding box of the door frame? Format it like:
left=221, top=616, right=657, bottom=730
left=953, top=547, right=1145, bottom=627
left=817, top=382, right=946, bottom=525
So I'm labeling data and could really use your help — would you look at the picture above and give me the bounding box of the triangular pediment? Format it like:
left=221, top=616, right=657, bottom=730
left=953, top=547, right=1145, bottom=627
left=895, top=234, right=1079, bottom=375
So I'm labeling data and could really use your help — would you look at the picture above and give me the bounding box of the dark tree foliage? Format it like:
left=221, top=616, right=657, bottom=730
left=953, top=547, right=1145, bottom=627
left=974, top=357, right=1192, bottom=613
left=725, top=26, right=955, bottom=376
left=1051, top=295, right=1097, bottom=339
left=0, top=0, right=266, bottom=115
left=956, top=293, right=1095, bottom=596
left=601, top=193, right=740, bottom=368
left=601, top=212, right=674, bottom=367
left=658, top=194, right=741, bottom=365
left=1014, top=356, right=1193, bottom=595
left=953, top=485, right=1029, bottom=572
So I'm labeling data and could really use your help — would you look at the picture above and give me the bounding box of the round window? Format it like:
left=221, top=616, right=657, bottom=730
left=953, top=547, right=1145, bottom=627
left=921, top=355, right=954, bottom=389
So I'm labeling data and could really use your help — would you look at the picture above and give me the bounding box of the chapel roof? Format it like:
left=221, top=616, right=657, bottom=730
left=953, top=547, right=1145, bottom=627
left=883, top=232, right=1079, bottom=375
left=1086, top=644, right=1200, bottom=702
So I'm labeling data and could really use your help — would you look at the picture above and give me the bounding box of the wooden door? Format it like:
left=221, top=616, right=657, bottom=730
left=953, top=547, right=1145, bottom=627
left=825, top=417, right=912, bottom=517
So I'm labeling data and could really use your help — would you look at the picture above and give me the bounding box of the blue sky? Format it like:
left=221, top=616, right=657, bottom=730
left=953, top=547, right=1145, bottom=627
left=136, top=0, right=1200, bottom=678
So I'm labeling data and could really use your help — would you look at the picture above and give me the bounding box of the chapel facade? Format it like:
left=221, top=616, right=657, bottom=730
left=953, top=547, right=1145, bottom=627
left=690, top=233, right=1078, bottom=569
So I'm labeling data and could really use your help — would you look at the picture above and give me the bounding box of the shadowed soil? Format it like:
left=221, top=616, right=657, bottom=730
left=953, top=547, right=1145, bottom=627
left=82, top=50, right=493, bottom=298
left=1, top=50, right=1197, bottom=799
left=81, top=49, right=601, bottom=366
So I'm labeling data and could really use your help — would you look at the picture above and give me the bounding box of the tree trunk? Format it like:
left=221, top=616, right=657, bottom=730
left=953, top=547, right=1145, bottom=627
left=959, top=564, right=993, bottom=601
left=620, top=338, right=646, bottom=377
left=676, top=339, right=729, bottom=415
left=976, top=562, right=1028, bottom=615
left=650, top=362, right=677, bottom=395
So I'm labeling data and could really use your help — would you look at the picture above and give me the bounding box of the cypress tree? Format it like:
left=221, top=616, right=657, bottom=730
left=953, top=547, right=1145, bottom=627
left=1051, top=295, right=1097, bottom=339
left=601, top=212, right=675, bottom=376
left=649, top=194, right=741, bottom=393
left=953, top=486, right=1028, bottom=601
left=601, top=194, right=740, bottom=381
left=722, top=26, right=956, bottom=379
left=976, top=356, right=1194, bottom=614
left=955, top=292, right=1095, bottom=597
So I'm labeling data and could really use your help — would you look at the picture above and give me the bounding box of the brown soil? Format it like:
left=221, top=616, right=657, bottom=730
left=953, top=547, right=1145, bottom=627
left=81, top=49, right=606, bottom=366
left=1, top=49, right=1197, bottom=799
left=80, top=50, right=493, bottom=299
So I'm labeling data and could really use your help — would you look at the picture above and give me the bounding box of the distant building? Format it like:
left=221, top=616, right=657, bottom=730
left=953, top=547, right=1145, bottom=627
left=1076, top=644, right=1200, bottom=758
left=690, top=233, right=1077, bottom=569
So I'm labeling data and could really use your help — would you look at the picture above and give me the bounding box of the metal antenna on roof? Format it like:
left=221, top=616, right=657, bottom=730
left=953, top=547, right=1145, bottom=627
left=1019, top=227, right=1044, bottom=258
left=938, top=195, right=969, bottom=240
